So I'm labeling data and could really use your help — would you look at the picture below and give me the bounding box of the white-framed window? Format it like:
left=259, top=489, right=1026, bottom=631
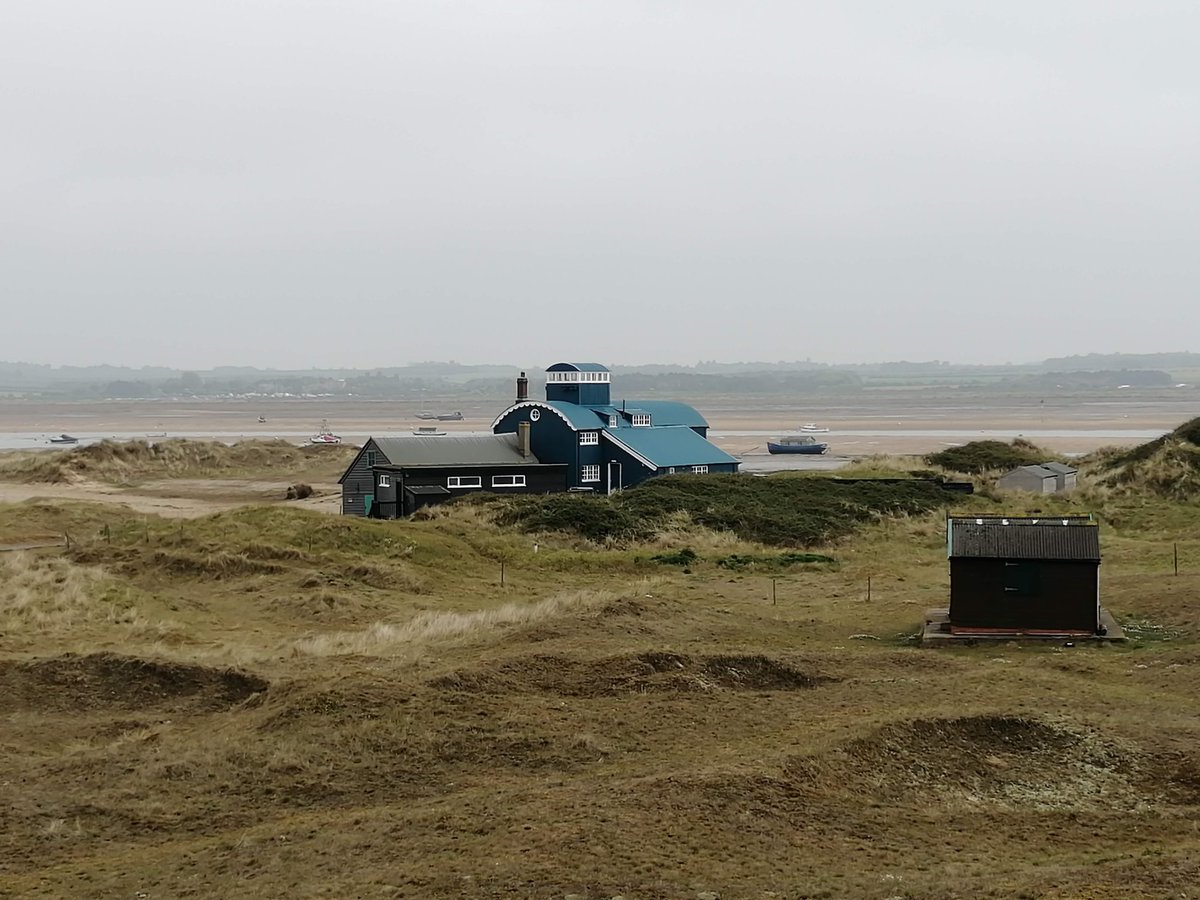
left=668, top=467, right=676, bottom=474
left=378, top=474, right=391, bottom=488
left=608, top=415, right=619, bottom=427
left=491, top=474, right=526, bottom=488
left=447, top=476, right=482, bottom=489
left=631, top=413, right=651, bottom=426
left=579, top=431, right=599, bottom=445
left=547, top=371, right=610, bottom=384
left=691, top=465, right=708, bottom=474
left=580, top=465, right=600, bottom=483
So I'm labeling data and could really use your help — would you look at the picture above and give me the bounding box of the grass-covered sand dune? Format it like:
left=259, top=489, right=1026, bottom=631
left=0, top=438, right=357, bottom=485
left=1086, top=416, right=1200, bottom=500
left=1, top=447, right=1200, bottom=898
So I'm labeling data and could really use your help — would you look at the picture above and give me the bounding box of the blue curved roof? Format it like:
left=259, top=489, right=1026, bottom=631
left=494, top=399, right=707, bottom=432
left=546, top=362, right=610, bottom=373
left=492, top=400, right=608, bottom=431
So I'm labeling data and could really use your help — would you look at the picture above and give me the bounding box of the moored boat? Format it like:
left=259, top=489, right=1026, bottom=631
left=767, top=435, right=829, bottom=455
left=798, top=423, right=830, bottom=433
left=310, top=420, right=342, bottom=444
left=48, top=433, right=79, bottom=445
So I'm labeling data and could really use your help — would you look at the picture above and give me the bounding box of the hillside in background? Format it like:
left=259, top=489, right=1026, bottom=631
left=1088, top=417, right=1200, bottom=500
left=1, top=352, right=1197, bottom=400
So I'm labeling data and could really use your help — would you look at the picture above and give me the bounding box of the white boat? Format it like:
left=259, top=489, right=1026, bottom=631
left=798, top=423, right=830, bottom=433
left=310, top=420, right=342, bottom=444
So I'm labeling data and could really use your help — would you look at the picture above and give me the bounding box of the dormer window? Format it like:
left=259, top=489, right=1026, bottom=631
left=608, top=415, right=619, bottom=428
left=631, top=413, right=651, bottom=426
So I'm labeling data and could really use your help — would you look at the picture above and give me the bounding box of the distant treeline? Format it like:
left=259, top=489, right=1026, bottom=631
left=0, top=353, right=1196, bottom=399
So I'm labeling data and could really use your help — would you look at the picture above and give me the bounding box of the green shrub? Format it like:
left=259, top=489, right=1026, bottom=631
left=492, top=494, right=645, bottom=543
left=494, top=474, right=949, bottom=548
left=924, top=439, right=1054, bottom=474
left=650, top=548, right=699, bottom=566
left=716, top=552, right=836, bottom=571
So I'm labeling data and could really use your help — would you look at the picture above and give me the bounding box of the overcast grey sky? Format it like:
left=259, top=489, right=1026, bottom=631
left=3, top=1, right=1198, bottom=369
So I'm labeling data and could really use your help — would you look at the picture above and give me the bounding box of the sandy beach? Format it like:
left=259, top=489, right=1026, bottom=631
left=0, top=391, right=1191, bottom=456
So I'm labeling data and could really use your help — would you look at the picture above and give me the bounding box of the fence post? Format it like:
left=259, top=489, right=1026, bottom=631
left=867, top=575, right=872, bottom=602
left=771, top=577, right=777, bottom=606
left=500, top=560, right=505, bottom=587
left=1174, top=543, right=1179, bottom=576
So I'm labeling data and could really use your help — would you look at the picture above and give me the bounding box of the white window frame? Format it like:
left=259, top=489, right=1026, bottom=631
left=580, top=465, right=600, bottom=483
left=608, top=415, right=619, bottom=427
left=378, top=474, right=391, bottom=488
left=691, top=465, right=709, bottom=474
left=491, top=474, right=526, bottom=488
left=631, top=413, right=651, bottom=426
left=579, top=431, right=599, bottom=445
left=447, top=476, right=482, bottom=489
left=548, top=370, right=610, bottom=384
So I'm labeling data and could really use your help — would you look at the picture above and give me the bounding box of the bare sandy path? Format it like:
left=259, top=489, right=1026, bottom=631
left=0, top=480, right=341, bottom=519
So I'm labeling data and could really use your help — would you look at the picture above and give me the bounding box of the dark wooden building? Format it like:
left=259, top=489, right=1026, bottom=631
left=338, top=428, right=567, bottom=518
left=947, top=516, right=1102, bottom=635
left=492, top=362, right=739, bottom=492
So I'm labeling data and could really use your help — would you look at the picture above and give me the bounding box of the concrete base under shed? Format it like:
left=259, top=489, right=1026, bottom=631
left=921, top=607, right=1125, bottom=645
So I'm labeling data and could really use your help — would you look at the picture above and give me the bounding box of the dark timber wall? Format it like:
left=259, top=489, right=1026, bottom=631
left=949, top=559, right=1099, bottom=632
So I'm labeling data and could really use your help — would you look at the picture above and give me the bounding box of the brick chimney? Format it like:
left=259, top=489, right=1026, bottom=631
left=517, top=420, right=531, bottom=458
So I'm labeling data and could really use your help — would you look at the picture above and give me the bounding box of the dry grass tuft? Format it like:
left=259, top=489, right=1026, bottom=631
left=0, top=438, right=357, bottom=485
left=291, top=587, right=634, bottom=658
left=0, top=552, right=143, bottom=635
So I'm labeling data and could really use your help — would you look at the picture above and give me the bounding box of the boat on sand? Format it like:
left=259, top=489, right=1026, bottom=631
left=310, top=420, right=342, bottom=444
left=767, top=435, right=829, bottom=455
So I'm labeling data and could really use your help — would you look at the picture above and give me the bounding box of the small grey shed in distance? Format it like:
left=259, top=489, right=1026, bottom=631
left=997, top=462, right=1077, bottom=493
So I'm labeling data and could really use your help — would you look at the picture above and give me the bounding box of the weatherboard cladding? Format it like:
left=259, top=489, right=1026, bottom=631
left=950, top=522, right=1100, bottom=561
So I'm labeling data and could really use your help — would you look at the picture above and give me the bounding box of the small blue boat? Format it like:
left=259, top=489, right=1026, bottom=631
left=767, top=435, right=829, bottom=455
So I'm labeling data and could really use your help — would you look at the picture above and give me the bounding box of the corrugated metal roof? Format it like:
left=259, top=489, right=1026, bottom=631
left=955, top=516, right=1092, bottom=525
left=619, top=400, right=709, bottom=428
left=372, top=434, right=543, bottom=467
left=949, top=521, right=1100, bottom=560
left=602, top=426, right=738, bottom=469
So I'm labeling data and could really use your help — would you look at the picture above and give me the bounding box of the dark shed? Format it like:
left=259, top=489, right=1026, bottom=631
left=947, top=516, right=1102, bottom=635
left=339, top=433, right=567, bottom=518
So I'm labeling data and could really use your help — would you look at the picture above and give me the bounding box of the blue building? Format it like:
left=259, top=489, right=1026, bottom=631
left=491, top=362, right=739, bottom=492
